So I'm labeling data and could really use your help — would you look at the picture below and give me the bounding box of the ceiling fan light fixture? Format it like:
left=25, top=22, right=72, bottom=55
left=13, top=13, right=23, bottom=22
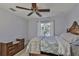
left=16, top=3, right=50, bottom=17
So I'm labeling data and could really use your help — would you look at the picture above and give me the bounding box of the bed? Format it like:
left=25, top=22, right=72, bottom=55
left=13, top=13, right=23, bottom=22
left=26, top=37, right=59, bottom=56
left=26, top=21, right=79, bottom=56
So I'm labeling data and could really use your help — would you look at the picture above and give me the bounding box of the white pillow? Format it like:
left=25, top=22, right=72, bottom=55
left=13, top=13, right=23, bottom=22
left=60, top=33, right=77, bottom=43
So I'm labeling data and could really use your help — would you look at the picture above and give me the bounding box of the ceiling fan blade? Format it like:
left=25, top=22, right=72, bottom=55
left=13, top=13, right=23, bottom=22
left=10, top=8, right=16, bottom=11
left=27, top=12, right=33, bottom=16
left=16, top=6, right=32, bottom=10
left=36, top=12, right=42, bottom=17
left=38, top=9, right=50, bottom=12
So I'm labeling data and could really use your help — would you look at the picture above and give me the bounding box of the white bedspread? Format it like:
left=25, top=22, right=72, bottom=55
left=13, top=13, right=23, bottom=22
left=26, top=33, right=79, bottom=56
left=56, top=33, right=79, bottom=56
left=26, top=37, right=58, bottom=55
left=55, top=36, right=71, bottom=56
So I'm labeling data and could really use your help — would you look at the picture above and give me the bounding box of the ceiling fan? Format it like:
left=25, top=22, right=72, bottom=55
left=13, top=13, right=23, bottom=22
left=16, top=3, right=50, bottom=17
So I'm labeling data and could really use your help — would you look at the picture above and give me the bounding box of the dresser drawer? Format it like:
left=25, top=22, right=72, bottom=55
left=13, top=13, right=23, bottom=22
left=8, top=49, right=16, bottom=56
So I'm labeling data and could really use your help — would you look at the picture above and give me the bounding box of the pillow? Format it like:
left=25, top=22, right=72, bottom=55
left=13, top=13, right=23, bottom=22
left=60, top=33, right=77, bottom=43
left=72, top=39, right=79, bottom=45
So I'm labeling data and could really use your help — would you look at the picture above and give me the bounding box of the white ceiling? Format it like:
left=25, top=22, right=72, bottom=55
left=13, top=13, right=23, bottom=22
left=0, top=3, right=77, bottom=18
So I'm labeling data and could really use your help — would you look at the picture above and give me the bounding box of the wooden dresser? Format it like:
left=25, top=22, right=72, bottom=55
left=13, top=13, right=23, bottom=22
left=0, top=43, right=2, bottom=55
left=1, top=38, right=24, bottom=56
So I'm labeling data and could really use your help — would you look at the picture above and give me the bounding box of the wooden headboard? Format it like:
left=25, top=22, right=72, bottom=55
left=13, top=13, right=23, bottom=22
left=67, top=21, right=79, bottom=35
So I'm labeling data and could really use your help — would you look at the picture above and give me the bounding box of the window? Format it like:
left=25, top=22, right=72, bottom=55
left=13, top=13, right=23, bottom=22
left=40, top=22, right=51, bottom=37
left=38, top=20, right=54, bottom=38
